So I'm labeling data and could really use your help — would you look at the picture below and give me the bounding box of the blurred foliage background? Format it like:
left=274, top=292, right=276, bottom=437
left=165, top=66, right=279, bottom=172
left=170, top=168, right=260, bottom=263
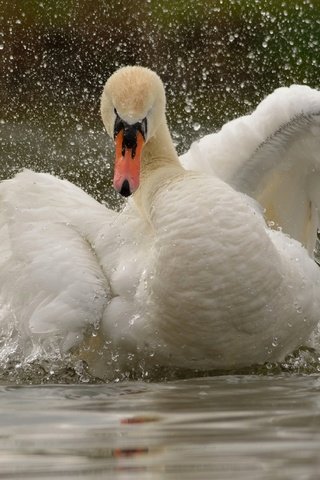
left=1, top=0, right=320, bottom=205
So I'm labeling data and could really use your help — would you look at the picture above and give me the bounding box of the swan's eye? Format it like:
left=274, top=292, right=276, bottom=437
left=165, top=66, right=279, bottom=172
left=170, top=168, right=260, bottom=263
left=114, top=107, right=117, bottom=115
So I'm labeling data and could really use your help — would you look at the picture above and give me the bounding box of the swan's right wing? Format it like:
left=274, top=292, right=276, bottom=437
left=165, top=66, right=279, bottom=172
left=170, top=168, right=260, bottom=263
left=0, top=169, right=151, bottom=370
left=0, top=170, right=113, bottom=356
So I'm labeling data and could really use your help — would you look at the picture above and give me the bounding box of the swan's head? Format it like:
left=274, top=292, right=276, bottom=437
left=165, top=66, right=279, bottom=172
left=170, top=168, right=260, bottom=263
left=101, top=66, right=166, bottom=197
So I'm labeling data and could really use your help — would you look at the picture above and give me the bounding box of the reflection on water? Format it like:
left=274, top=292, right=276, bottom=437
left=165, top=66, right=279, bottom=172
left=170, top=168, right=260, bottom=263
left=0, top=375, right=320, bottom=479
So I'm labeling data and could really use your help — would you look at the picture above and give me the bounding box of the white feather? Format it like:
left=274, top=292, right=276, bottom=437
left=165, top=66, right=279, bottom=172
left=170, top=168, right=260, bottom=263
left=1, top=70, right=320, bottom=378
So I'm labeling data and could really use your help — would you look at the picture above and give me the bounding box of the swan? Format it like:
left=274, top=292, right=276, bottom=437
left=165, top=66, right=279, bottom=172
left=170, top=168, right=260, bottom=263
left=1, top=66, right=320, bottom=379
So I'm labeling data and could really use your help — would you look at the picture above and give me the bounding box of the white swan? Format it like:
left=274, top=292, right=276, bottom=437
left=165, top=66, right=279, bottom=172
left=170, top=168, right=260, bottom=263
left=1, top=66, right=320, bottom=379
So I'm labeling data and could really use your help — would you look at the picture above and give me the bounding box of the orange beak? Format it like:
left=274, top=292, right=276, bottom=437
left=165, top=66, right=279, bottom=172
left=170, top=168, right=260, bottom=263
left=113, top=129, right=145, bottom=197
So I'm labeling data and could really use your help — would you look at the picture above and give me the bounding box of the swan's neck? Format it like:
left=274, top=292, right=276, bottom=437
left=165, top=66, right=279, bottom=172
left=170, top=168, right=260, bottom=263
left=133, top=118, right=184, bottom=216
left=141, top=118, right=181, bottom=174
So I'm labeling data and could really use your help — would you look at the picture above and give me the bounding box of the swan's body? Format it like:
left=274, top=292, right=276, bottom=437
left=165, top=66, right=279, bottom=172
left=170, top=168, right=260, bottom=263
left=1, top=67, right=320, bottom=378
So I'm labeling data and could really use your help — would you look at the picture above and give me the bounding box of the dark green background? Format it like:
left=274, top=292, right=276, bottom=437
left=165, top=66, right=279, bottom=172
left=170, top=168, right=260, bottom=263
left=2, top=0, right=320, bottom=206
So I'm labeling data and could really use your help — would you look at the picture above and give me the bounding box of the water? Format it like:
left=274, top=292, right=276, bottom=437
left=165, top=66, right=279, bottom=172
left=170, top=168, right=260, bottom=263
left=1, top=375, right=320, bottom=479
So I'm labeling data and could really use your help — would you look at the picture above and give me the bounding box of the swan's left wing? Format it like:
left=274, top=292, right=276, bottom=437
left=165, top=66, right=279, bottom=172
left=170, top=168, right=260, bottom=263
left=180, top=85, right=320, bottom=254
left=229, top=109, right=320, bottom=255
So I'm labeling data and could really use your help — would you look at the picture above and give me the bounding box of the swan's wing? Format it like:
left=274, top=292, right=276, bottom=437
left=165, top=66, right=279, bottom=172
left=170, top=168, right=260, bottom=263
left=180, top=85, right=320, bottom=254
left=229, top=110, right=320, bottom=254
left=0, top=170, right=114, bottom=354
left=0, top=169, right=151, bottom=365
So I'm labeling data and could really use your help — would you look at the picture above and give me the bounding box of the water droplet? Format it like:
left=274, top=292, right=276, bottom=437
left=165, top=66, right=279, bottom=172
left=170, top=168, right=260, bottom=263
left=193, top=122, right=201, bottom=131
left=129, top=314, right=140, bottom=327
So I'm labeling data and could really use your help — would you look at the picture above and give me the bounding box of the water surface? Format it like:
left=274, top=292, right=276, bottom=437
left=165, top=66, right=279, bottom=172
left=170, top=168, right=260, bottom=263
left=1, top=375, right=320, bottom=479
